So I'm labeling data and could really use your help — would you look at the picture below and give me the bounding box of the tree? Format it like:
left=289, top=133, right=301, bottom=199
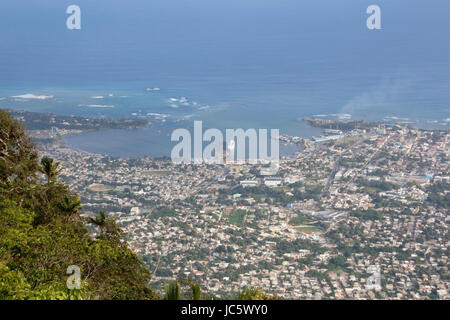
left=165, top=281, right=181, bottom=300
left=103, top=216, right=123, bottom=241
left=0, top=110, right=158, bottom=300
left=89, top=211, right=107, bottom=235
left=0, top=110, right=39, bottom=198
left=238, top=287, right=278, bottom=300
left=55, top=195, right=82, bottom=222
left=40, top=156, right=60, bottom=185
left=192, top=283, right=201, bottom=300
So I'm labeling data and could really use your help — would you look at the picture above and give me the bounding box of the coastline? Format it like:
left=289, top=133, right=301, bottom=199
left=3, top=107, right=448, bottom=159
left=52, top=114, right=450, bottom=159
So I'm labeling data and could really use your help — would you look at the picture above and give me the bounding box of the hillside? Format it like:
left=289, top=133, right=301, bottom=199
left=0, top=109, right=158, bottom=300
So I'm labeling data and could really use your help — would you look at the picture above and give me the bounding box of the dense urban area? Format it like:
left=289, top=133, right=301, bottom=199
left=35, top=117, right=449, bottom=300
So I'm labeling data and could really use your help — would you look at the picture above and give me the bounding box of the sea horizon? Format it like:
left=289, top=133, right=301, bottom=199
left=1, top=0, right=448, bottom=157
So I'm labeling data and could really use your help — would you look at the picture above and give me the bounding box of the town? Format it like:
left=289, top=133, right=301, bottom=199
left=41, top=120, right=449, bottom=300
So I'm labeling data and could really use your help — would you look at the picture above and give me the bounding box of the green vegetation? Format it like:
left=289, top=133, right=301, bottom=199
left=163, top=279, right=207, bottom=300
left=349, top=209, right=381, bottom=221
left=160, top=280, right=276, bottom=300
left=0, top=110, right=158, bottom=300
left=151, top=207, right=177, bottom=219
left=143, top=170, right=172, bottom=176
left=164, top=281, right=181, bottom=300
left=294, top=225, right=324, bottom=233
left=426, top=182, right=450, bottom=209
left=7, top=109, right=149, bottom=131
left=289, top=215, right=313, bottom=225
left=357, top=178, right=399, bottom=195
left=325, top=256, right=349, bottom=272
left=304, top=270, right=329, bottom=281
left=225, top=184, right=322, bottom=205
left=237, top=287, right=278, bottom=300
left=192, top=283, right=201, bottom=300
left=275, top=238, right=325, bottom=255
left=304, top=118, right=377, bottom=131
left=227, top=209, right=247, bottom=227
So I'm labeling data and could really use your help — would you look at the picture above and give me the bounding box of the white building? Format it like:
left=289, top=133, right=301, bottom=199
left=240, top=180, right=260, bottom=188
left=130, top=207, right=140, bottom=215
left=264, top=177, right=282, bottom=187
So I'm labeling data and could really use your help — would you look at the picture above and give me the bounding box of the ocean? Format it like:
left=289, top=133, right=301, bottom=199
left=0, top=0, right=449, bottom=157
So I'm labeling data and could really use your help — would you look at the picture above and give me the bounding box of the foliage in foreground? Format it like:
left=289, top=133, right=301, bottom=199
left=237, top=287, right=279, bottom=300
left=0, top=109, right=157, bottom=300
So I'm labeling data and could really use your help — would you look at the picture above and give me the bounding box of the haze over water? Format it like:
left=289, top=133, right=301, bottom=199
left=0, top=0, right=449, bottom=157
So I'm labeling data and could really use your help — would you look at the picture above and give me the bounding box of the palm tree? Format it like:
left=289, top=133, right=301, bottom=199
left=40, top=156, right=60, bottom=185
left=56, top=195, right=81, bottom=222
left=165, top=281, right=181, bottom=300
left=89, top=211, right=107, bottom=235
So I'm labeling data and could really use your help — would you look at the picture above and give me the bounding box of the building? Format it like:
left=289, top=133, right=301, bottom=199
left=130, top=207, right=140, bottom=215
left=264, top=177, right=282, bottom=187
left=240, top=180, right=260, bottom=188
